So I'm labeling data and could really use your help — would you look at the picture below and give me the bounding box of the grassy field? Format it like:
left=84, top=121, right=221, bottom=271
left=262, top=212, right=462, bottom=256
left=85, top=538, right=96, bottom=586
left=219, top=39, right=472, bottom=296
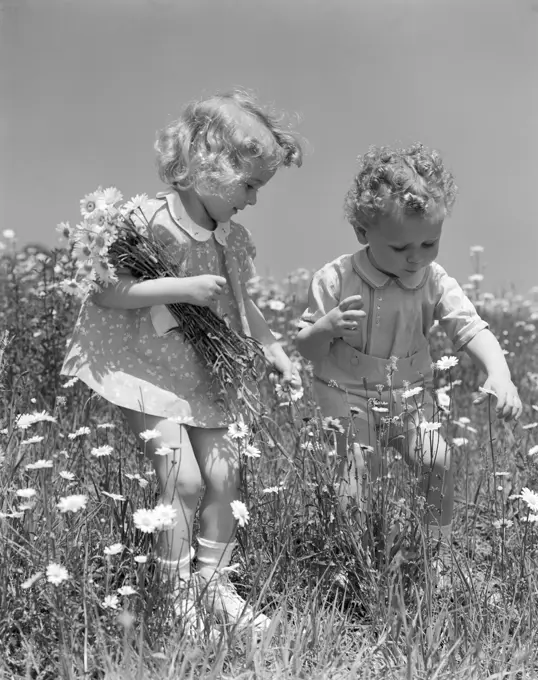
left=1, top=237, right=538, bottom=679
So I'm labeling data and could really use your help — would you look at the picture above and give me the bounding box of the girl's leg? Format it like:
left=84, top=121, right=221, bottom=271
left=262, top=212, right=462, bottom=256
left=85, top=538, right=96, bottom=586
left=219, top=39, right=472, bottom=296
left=188, top=426, right=269, bottom=630
left=120, top=408, right=203, bottom=572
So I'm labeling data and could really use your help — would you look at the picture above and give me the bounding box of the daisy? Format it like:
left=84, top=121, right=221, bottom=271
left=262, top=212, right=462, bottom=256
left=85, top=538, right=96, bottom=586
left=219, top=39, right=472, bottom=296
left=102, top=187, right=123, bottom=205
left=96, top=422, right=115, bottom=430
left=72, top=240, right=94, bottom=265
left=56, top=221, right=72, bottom=246
left=93, top=259, right=118, bottom=286
left=102, top=491, right=126, bottom=502
left=25, top=459, right=53, bottom=470
left=492, top=518, right=513, bottom=529
left=59, top=471, right=76, bottom=481
left=154, top=446, right=174, bottom=456
left=139, top=429, right=161, bottom=442
left=56, top=494, right=88, bottom=513
left=16, top=411, right=57, bottom=429
left=21, top=571, right=43, bottom=590
left=62, top=377, right=79, bottom=388
left=133, top=508, right=158, bottom=533
left=321, top=417, right=345, bottom=434
left=16, top=488, right=37, bottom=498
left=134, top=555, right=148, bottom=564
left=420, top=421, right=442, bottom=433
left=102, top=595, right=120, bottom=610
left=104, top=543, right=124, bottom=556
left=91, top=445, right=113, bottom=458
left=268, top=299, right=286, bottom=312
left=227, top=420, right=249, bottom=440
left=117, top=585, right=137, bottom=596
left=478, top=385, right=497, bottom=397
left=46, top=563, right=69, bottom=585
left=152, top=504, right=177, bottom=530
left=401, top=386, right=423, bottom=400
left=243, top=445, right=261, bottom=458
left=230, top=500, right=250, bottom=527
left=528, top=445, right=538, bottom=457
left=522, top=423, right=538, bottom=430
left=2, top=229, right=15, bottom=240
left=262, top=486, right=281, bottom=495
left=519, top=487, right=538, bottom=513
left=451, top=438, right=469, bottom=447
left=21, top=435, right=44, bottom=445
left=68, top=426, right=91, bottom=440
left=59, top=279, right=83, bottom=296
left=122, top=193, right=150, bottom=214
left=80, top=191, right=104, bottom=218
left=434, top=356, right=459, bottom=371
left=469, top=274, right=484, bottom=283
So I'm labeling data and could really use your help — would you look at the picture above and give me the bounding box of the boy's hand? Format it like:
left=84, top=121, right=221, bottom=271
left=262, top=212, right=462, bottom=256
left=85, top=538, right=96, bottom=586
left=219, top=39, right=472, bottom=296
left=325, top=295, right=366, bottom=342
left=473, top=375, right=523, bottom=421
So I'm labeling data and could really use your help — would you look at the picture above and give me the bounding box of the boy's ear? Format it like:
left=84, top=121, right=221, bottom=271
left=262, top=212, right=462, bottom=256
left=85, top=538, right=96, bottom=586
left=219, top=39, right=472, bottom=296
left=354, top=223, right=369, bottom=245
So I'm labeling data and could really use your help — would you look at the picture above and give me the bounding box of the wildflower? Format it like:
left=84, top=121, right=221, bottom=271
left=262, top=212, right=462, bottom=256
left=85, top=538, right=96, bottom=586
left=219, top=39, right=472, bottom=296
left=16, top=488, right=37, bottom=498
left=59, top=471, right=76, bottom=481
left=268, top=299, right=286, bottom=312
left=420, top=421, right=442, bottom=433
left=262, top=486, right=280, bottom=495
left=118, top=585, right=137, bottom=596
left=469, top=274, right=484, bottom=283
left=91, top=445, right=113, bottom=457
left=3, top=229, right=15, bottom=239
left=322, top=417, right=345, bottom=434
left=154, top=446, right=174, bottom=456
left=102, top=491, right=126, bottom=502
left=21, top=435, right=45, bottom=445
left=478, top=385, right=496, bottom=397
left=62, top=377, right=79, bottom=388
left=56, top=221, right=72, bottom=244
left=436, top=392, right=451, bottom=409
left=125, top=473, right=149, bottom=489
left=57, top=494, right=88, bottom=513
left=133, top=508, right=158, bottom=533
left=80, top=191, right=104, bottom=218
left=97, top=422, right=115, bottom=429
left=102, top=595, right=120, bottom=610
left=528, top=445, right=538, bottom=457
left=470, top=245, right=484, bottom=254
left=102, top=186, right=123, bottom=205
left=243, top=445, right=261, bottom=458
left=46, top=563, right=69, bottom=585
left=519, top=488, right=538, bottom=513
left=122, top=193, right=150, bottom=214
left=68, top=426, right=91, bottom=440
left=152, top=504, right=178, bottom=530
left=104, top=543, right=124, bottom=556
left=134, top=555, right=148, bottom=564
left=451, top=437, right=469, bottom=447
left=401, top=386, right=423, bottom=400
left=25, top=459, right=53, bottom=470
left=16, top=411, right=57, bottom=429
left=434, top=356, right=459, bottom=371
left=139, top=429, right=161, bottom=442
left=21, top=572, right=44, bottom=590
left=227, top=420, right=249, bottom=440
left=457, top=416, right=471, bottom=425
left=230, top=500, right=249, bottom=527
left=522, top=423, right=538, bottom=430
left=493, top=518, right=513, bottom=529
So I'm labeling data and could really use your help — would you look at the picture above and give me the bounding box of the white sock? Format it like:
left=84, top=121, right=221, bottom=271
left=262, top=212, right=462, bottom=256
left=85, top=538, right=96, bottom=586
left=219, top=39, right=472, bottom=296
left=157, top=546, right=195, bottom=582
left=197, top=537, right=235, bottom=582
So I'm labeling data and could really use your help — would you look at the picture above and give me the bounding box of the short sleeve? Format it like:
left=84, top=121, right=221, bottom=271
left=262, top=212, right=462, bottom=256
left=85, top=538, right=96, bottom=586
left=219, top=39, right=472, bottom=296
left=432, top=264, right=488, bottom=350
left=230, top=222, right=257, bottom=285
left=298, top=264, right=341, bottom=330
left=148, top=207, right=192, bottom=276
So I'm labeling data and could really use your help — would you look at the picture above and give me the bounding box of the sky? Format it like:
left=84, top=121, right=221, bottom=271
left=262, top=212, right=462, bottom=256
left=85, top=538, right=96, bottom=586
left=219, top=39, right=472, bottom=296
left=1, top=0, right=537, bottom=294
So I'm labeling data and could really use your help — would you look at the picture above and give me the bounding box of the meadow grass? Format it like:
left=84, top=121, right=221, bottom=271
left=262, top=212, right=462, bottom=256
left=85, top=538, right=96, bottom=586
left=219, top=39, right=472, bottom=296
left=1, top=240, right=538, bottom=679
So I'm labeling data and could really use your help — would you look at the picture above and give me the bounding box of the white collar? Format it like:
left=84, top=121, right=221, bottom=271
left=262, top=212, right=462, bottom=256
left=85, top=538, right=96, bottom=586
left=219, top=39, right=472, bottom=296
left=157, top=189, right=230, bottom=246
left=352, top=247, right=430, bottom=290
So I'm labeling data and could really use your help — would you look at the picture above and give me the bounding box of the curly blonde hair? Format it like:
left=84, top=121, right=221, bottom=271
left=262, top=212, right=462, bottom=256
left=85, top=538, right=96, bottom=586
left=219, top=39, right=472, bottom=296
left=344, top=143, right=457, bottom=237
left=155, top=89, right=303, bottom=195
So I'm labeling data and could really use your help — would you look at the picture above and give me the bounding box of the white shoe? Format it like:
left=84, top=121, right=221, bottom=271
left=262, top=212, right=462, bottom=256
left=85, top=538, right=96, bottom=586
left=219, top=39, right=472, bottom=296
left=200, top=572, right=271, bottom=632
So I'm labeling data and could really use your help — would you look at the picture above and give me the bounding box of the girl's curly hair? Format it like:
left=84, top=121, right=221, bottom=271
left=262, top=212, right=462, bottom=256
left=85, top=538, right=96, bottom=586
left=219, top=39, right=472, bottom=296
left=344, top=143, right=457, bottom=237
left=155, top=89, right=303, bottom=195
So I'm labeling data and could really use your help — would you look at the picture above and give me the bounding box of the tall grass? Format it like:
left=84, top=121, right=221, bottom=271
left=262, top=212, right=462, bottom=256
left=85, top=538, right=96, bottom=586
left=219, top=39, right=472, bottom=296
left=1, top=237, right=538, bottom=679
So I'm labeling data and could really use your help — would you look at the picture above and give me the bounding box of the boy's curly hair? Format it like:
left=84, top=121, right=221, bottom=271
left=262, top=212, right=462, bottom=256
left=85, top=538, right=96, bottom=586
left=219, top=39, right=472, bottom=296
left=155, top=88, right=303, bottom=195
left=344, top=143, right=457, bottom=236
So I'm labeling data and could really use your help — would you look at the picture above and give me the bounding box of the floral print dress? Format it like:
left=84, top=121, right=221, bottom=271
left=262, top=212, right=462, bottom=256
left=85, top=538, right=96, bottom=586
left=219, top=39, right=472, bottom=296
left=62, top=189, right=257, bottom=427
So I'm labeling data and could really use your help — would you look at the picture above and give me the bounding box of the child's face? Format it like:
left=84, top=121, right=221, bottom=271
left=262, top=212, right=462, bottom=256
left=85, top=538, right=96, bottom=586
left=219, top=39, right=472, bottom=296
left=362, top=208, right=444, bottom=278
left=198, top=158, right=276, bottom=224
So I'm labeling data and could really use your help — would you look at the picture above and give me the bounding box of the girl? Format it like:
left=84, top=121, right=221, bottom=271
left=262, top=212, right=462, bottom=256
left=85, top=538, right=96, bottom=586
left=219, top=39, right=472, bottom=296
left=296, top=143, right=521, bottom=577
left=62, top=90, right=302, bottom=632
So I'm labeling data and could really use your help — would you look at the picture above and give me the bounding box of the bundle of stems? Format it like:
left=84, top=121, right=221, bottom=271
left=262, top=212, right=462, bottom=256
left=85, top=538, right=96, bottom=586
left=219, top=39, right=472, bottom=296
left=107, top=214, right=267, bottom=420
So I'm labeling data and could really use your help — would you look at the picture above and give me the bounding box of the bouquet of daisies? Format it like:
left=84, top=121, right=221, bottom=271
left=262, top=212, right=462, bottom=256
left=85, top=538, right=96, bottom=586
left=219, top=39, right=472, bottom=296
left=57, top=187, right=267, bottom=418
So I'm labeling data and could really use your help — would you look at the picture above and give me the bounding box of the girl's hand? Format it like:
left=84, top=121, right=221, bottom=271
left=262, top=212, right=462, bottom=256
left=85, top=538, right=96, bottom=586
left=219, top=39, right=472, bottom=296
left=265, top=346, right=302, bottom=390
left=473, top=375, right=523, bottom=421
left=325, top=295, right=366, bottom=341
left=182, top=275, right=227, bottom=306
